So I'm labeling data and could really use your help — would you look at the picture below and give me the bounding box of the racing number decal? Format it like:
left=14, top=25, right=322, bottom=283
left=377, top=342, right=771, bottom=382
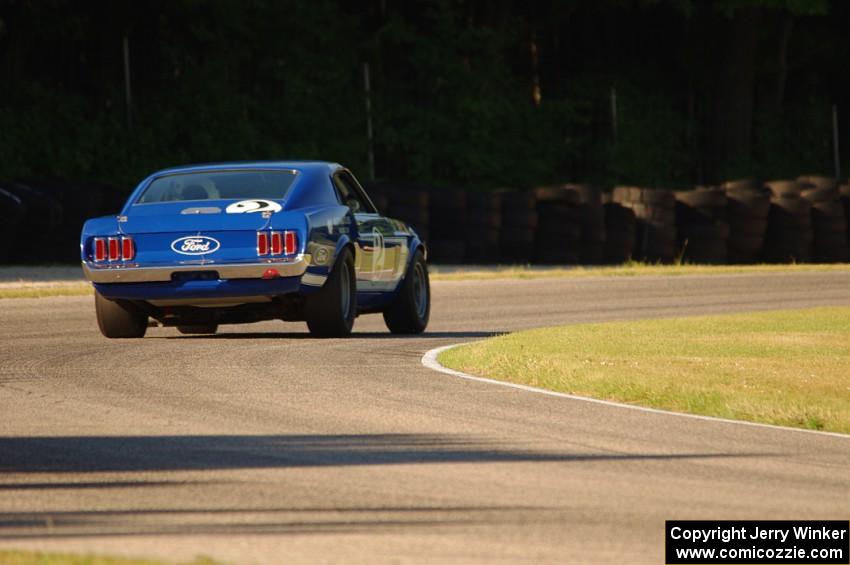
left=225, top=199, right=282, bottom=214
left=372, top=228, right=386, bottom=274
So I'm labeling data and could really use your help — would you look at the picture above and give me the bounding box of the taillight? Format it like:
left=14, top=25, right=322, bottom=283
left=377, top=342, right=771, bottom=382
left=121, top=236, right=135, bottom=261
left=284, top=231, right=297, bottom=255
left=94, top=238, right=106, bottom=262
left=108, top=237, right=120, bottom=261
left=93, top=235, right=134, bottom=262
left=259, top=230, right=297, bottom=257
left=270, top=231, right=283, bottom=255
left=257, top=232, right=269, bottom=256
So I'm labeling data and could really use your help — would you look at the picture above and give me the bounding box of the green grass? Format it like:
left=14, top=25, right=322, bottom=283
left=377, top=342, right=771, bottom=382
left=428, top=262, right=850, bottom=281
left=2, top=262, right=850, bottom=298
left=0, top=551, right=223, bottom=565
left=0, top=282, right=92, bottom=299
left=439, top=306, right=850, bottom=434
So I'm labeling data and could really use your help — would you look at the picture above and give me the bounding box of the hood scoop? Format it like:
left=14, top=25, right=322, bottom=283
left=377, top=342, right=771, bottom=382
left=181, top=206, right=222, bottom=215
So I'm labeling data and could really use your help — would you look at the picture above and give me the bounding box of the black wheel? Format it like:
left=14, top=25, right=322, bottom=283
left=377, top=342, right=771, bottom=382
left=304, top=248, right=356, bottom=337
left=383, top=250, right=430, bottom=334
left=95, top=290, right=147, bottom=338
left=177, top=324, right=218, bottom=335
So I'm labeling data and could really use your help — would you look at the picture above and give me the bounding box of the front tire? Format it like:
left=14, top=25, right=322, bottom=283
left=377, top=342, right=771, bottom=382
left=304, top=248, right=356, bottom=337
left=95, top=291, right=147, bottom=338
left=383, top=249, right=430, bottom=334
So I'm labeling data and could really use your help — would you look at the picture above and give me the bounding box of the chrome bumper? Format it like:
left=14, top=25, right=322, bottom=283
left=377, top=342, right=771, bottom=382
left=82, top=255, right=311, bottom=284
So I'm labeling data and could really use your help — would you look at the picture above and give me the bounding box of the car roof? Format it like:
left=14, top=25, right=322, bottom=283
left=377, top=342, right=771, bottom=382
left=150, top=160, right=342, bottom=177
left=149, top=161, right=342, bottom=176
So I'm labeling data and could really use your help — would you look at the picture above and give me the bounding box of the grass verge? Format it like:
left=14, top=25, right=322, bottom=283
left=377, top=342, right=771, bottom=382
left=439, top=306, right=850, bottom=434
left=0, top=282, right=92, bottom=299
left=3, top=262, right=850, bottom=299
left=428, top=262, right=850, bottom=281
left=0, top=551, right=223, bottom=565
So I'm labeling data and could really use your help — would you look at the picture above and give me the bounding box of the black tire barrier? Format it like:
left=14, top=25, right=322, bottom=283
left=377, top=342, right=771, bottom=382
left=762, top=208, right=814, bottom=261
left=500, top=190, right=537, bottom=210
left=673, top=188, right=729, bottom=264
left=4, top=182, right=65, bottom=262
left=764, top=179, right=802, bottom=198
left=604, top=201, right=636, bottom=264
left=729, top=217, right=768, bottom=237
left=726, top=188, right=771, bottom=219
left=720, top=178, right=760, bottom=192
left=364, top=181, right=430, bottom=209
left=502, top=207, right=538, bottom=229
left=797, top=175, right=837, bottom=191
left=613, top=186, right=676, bottom=207
left=500, top=241, right=535, bottom=262
left=673, top=189, right=727, bottom=208
left=0, top=186, right=25, bottom=262
left=386, top=203, right=430, bottom=225
left=562, top=183, right=602, bottom=206
left=531, top=185, right=582, bottom=205
left=429, top=189, right=467, bottom=245
left=728, top=234, right=764, bottom=255
left=467, top=208, right=502, bottom=228
left=801, top=187, right=839, bottom=204
left=428, top=239, right=466, bottom=264
left=9, top=173, right=850, bottom=268
left=535, top=244, right=580, bottom=264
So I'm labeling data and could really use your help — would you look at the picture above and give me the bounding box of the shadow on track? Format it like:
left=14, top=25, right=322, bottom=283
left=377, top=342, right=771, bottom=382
left=158, top=330, right=504, bottom=340
left=0, top=504, right=558, bottom=539
left=0, top=433, right=769, bottom=474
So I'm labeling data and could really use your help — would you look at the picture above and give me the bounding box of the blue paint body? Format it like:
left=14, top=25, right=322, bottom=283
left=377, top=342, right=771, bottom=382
left=80, top=162, right=425, bottom=322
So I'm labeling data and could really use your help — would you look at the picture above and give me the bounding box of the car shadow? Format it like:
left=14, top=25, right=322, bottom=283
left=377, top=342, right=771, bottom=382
left=0, top=434, right=773, bottom=540
left=0, top=433, right=770, bottom=474
left=159, top=330, right=503, bottom=340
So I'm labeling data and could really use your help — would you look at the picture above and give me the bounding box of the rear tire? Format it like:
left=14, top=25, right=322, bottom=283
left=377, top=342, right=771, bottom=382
left=177, top=324, right=218, bottom=335
left=383, top=250, right=430, bottom=334
left=95, top=291, right=147, bottom=338
left=304, top=248, right=356, bottom=337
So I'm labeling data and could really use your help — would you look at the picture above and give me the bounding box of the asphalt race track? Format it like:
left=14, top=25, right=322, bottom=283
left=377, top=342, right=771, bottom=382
left=1, top=272, right=850, bottom=564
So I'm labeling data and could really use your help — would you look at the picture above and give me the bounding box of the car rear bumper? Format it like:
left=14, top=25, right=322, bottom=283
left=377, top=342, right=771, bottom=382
left=94, top=276, right=304, bottom=301
left=82, top=255, right=311, bottom=283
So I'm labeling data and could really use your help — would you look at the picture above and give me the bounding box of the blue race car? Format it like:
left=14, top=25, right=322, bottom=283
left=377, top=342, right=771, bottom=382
left=80, top=162, right=430, bottom=338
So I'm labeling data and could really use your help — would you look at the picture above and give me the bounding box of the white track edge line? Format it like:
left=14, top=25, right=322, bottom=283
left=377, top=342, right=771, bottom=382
left=421, top=343, right=850, bottom=440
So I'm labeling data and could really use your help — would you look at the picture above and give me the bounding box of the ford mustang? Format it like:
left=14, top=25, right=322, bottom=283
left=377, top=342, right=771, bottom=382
left=80, top=161, right=430, bottom=338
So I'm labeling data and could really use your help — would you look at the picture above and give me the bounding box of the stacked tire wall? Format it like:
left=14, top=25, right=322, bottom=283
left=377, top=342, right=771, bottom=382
left=611, top=187, right=677, bottom=263
left=602, top=193, right=636, bottom=263
left=0, top=179, right=128, bottom=264
left=499, top=191, right=538, bottom=262
left=762, top=180, right=813, bottom=263
left=533, top=186, right=583, bottom=264
left=798, top=175, right=847, bottom=263
left=428, top=189, right=467, bottom=264
left=7, top=174, right=850, bottom=266
left=465, top=191, right=502, bottom=262
left=722, top=179, right=770, bottom=264
left=674, top=188, right=729, bottom=264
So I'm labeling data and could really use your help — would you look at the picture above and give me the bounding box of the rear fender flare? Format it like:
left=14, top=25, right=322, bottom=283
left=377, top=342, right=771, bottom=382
left=300, top=234, right=355, bottom=293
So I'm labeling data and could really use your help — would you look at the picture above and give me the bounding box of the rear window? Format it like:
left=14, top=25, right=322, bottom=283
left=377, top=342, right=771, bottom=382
left=136, top=170, right=297, bottom=204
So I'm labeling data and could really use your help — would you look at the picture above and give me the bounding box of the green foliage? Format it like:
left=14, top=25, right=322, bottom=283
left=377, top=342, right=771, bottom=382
left=605, top=84, right=692, bottom=188
left=712, top=0, right=829, bottom=17
left=754, top=95, right=834, bottom=179
left=373, top=3, right=586, bottom=188
left=0, top=0, right=842, bottom=190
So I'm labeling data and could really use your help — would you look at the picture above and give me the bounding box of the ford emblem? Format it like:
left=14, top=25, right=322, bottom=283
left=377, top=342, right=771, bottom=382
left=171, top=235, right=221, bottom=255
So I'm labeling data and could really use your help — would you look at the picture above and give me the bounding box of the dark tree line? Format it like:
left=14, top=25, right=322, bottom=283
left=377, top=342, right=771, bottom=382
left=0, top=0, right=847, bottom=193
